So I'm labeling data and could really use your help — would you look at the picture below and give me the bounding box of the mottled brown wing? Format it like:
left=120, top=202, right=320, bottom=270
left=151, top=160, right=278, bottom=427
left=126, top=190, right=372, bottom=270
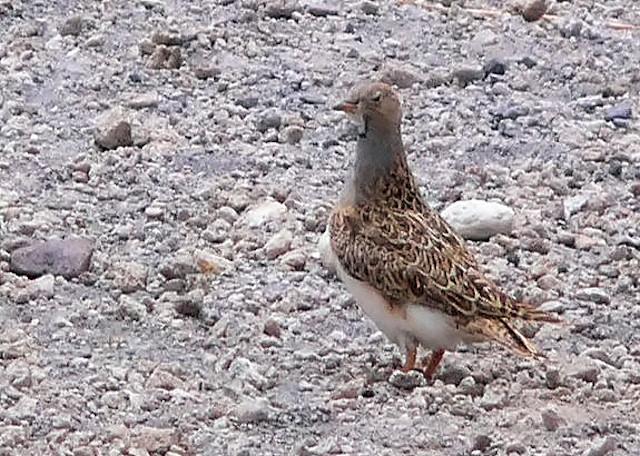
left=329, top=205, right=524, bottom=320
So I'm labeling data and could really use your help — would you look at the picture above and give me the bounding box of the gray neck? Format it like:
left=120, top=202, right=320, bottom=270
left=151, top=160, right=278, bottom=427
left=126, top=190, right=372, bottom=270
left=341, top=120, right=407, bottom=205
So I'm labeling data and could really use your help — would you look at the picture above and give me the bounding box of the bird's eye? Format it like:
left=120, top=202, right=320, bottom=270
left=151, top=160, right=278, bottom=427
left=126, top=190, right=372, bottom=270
left=371, top=91, right=383, bottom=102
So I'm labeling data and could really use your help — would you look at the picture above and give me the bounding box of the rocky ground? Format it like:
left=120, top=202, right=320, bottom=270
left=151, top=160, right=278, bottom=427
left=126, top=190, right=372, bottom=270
left=1, top=0, right=639, bottom=455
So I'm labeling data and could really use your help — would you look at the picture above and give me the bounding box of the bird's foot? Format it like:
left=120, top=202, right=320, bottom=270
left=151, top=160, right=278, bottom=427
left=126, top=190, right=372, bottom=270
left=422, top=348, right=445, bottom=382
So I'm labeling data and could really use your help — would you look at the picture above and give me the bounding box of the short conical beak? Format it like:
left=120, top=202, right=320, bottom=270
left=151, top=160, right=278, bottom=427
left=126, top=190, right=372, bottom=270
left=333, top=100, right=358, bottom=114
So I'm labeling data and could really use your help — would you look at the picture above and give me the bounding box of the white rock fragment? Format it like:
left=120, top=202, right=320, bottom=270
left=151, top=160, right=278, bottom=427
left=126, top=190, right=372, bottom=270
left=195, top=250, right=233, bottom=274
left=232, top=398, right=270, bottom=424
left=441, top=199, right=515, bottom=241
left=242, top=200, right=287, bottom=228
left=264, top=229, right=293, bottom=259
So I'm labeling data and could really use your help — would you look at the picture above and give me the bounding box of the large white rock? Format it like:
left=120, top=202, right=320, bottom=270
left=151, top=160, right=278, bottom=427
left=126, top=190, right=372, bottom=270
left=441, top=199, right=514, bottom=241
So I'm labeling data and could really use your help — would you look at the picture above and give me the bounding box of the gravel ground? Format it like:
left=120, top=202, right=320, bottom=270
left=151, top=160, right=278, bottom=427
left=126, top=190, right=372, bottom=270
left=1, top=0, right=639, bottom=455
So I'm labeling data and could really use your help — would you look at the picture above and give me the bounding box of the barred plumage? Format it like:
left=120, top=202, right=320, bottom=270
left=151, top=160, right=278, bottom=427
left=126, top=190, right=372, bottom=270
left=330, top=82, right=560, bottom=378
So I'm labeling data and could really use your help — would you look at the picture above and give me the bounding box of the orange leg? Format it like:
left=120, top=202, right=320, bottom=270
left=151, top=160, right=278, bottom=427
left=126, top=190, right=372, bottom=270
left=423, top=349, right=445, bottom=380
left=401, top=345, right=417, bottom=372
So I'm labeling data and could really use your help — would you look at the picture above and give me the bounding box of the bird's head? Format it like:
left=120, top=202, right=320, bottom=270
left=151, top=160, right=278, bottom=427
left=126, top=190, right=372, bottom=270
left=333, top=82, right=402, bottom=135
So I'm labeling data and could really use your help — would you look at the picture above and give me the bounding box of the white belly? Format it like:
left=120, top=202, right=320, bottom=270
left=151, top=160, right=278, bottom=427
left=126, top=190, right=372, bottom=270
left=335, top=261, right=464, bottom=351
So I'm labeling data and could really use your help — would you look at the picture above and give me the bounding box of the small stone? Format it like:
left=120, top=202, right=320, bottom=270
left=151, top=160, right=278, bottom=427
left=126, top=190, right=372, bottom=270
left=263, top=319, right=281, bottom=338
left=537, top=274, right=561, bottom=291
left=264, top=1, right=299, bottom=19
left=439, top=363, right=471, bottom=386
left=540, top=407, right=564, bottom=431
left=574, top=234, right=606, bottom=251
left=280, top=250, right=306, bottom=270
left=282, top=125, right=304, bottom=144
left=425, top=70, right=450, bottom=88
left=10, top=238, right=94, bottom=279
left=159, top=254, right=197, bottom=280
left=505, top=442, right=527, bottom=454
left=492, top=103, right=530, bottom=120
left=563, top=193, right=589, bottom=219
left=130, top=426, right=177, bottom=453
left=113, top=262, right=148, bottom=293
left=595, top=389, right=617, bottom=403
left=452, top=66, right=485, bottom=87
left=242, top=200, right=287, bottom=228
left=560, top=18, right=583, bottom=38
left=602, top=84, right=627, bottom=98
left=236, top=96, right=259, bottom=109
left=576, top=288, right=610, bottom=305
left=95, top=108, right=133, bottom=150
left=522, top=0, right=547, bottom=22
left=174, top=295, right=202, bottom=319
left=457, top=376, right=482, bottom=396
left=256, top=109, right=282, bottom=132
left=195, top=251, right=233, bottom=275
left=264, top=229, right=293, bottom=260
left=380, top=66, right=420, bottom=89
left=151, top=31, right=186, bottom=46
left=232, top=398, right=270, bottom=423
left=569, top=361, right=600, bottom=384
left=472, top=435, right=492, bottom=451
left=145, top=205, right=164, bottom=219
left=307, top=2, right=339, bottom=16
left=15, top=274, right=55, bottom=303
left=479, top=385, right=505, bottom=410
left=388, top=370, right=426, bottom=390
left=360, top=1, right=378, bottom=15
left=545, top=368, right=561, bottom=389
left=483, top=57, right=507, bottom=76
left=125, top=93, right=160, bottom=109
left=85, top=34, right=104, bottom=47
left=193, top=66, right=221, bottom=80
left=441, top=200, right=514, bottom=241
left=523, top=238, right=551, bottom=255
left=605, top=101, right=632, bottom=121
left=59, top=15, right=84, bottom=36
left=146, top=368, right=185, bottom=390
left=583, top=436, right=618, bottom=456
left=148, top=45, right=182, bottom=69
left=119, top=295, right=147, bottom=320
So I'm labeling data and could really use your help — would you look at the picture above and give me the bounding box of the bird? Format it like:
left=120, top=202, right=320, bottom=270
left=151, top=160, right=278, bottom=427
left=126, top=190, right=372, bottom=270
left=328, top=81, right=561, bottom=380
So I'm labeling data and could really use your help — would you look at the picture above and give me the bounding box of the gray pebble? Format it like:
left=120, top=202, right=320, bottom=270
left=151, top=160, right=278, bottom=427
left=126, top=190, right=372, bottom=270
left=583, top=436, right=618, bottom=456
left=388, top=370, right=426, bottom=390
left=605, top=101, right=632, bottom=121
left=360, top=1, right=379, bottom=15
left=256, top=109, right=283, bottom=132
left=232, top=398, right=271, bottom=423
left=540, top=407, right=564, bottom=431
left=10, top=238, right=94, bottom=279
left=452, top=66, right=485, bottom=87
left=95, top=108, right=133, bottom=150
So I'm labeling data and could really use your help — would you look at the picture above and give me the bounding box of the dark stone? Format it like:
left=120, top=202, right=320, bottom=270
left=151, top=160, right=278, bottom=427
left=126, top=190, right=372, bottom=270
left=605, top=101, right=632, bottom=121
left=10, top=238, right=94, bottom=279
left=59, top=15, right=84, bottom=37
left=236, top=96, right=259, bottom=109
left=174, top=299, right=202, bottom=319
left=264, top=1, right=299, bottom=19
left=193, top=66, right=221, bottom=80
left=360, top=1, right=379, bottom=15
left=307, top=2, right=339, bottom=16
left=492, top=103, right=530, bottom=121
left=483, top=58, right=507, bottom=76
